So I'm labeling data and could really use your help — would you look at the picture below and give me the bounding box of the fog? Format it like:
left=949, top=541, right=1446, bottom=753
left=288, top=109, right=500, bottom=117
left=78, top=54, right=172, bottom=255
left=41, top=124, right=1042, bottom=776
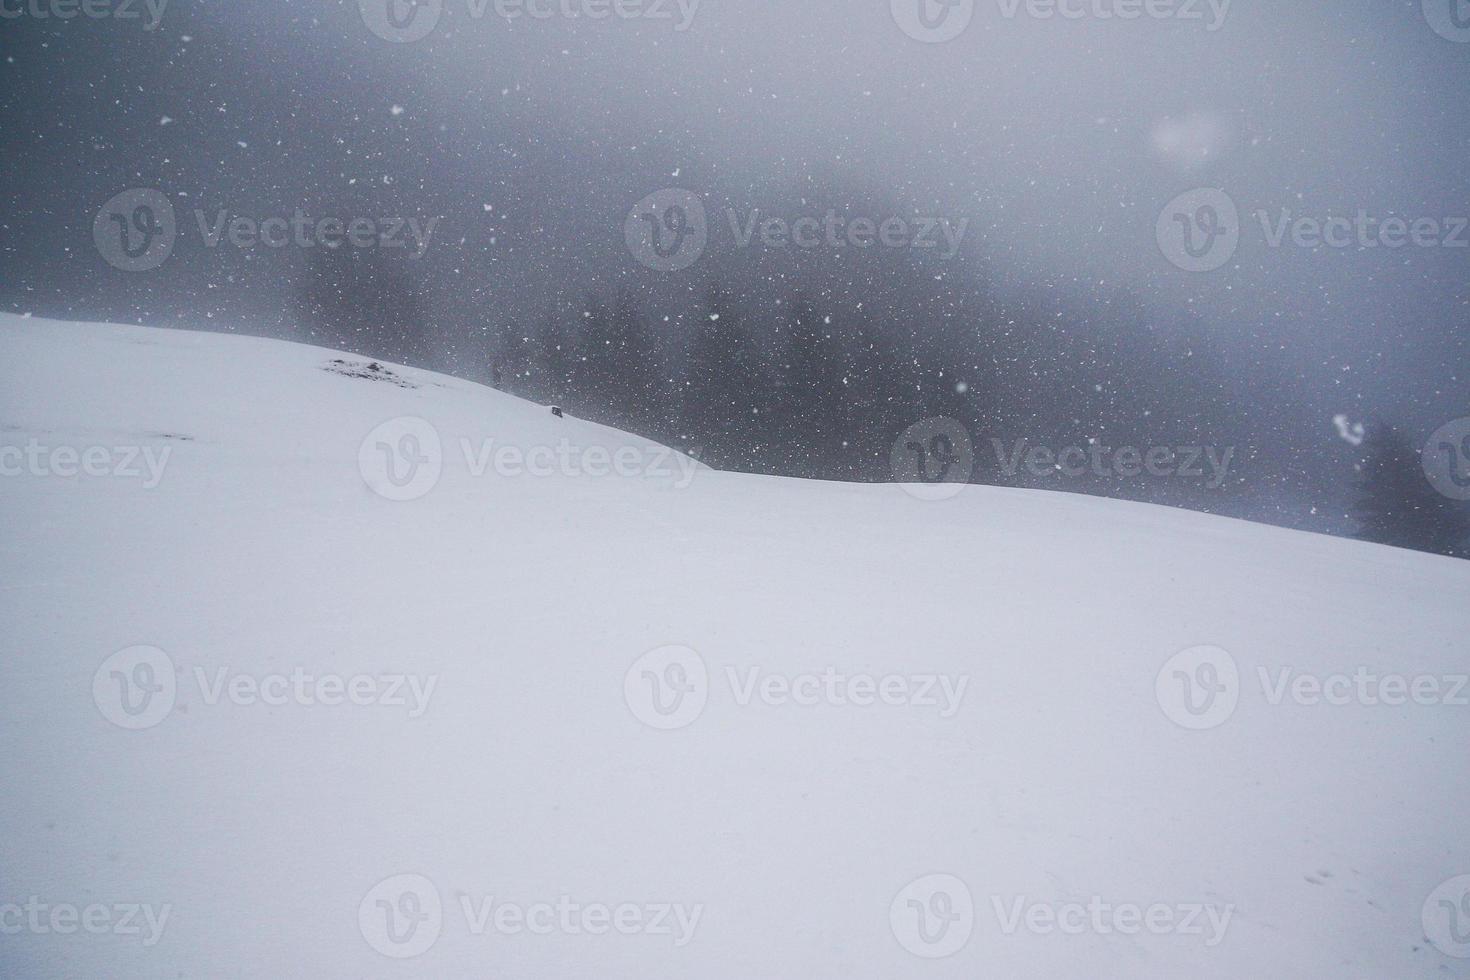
left=3, top=0, right=1467, bottom=544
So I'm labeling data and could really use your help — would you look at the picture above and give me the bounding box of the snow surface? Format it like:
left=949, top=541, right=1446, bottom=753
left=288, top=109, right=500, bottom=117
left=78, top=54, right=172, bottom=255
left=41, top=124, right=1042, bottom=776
left=2, top=313, right=1468, bottom=978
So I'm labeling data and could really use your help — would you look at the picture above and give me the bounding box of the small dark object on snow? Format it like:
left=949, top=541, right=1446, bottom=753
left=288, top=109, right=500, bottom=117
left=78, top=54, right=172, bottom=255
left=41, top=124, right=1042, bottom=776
left=550, top=406, right=564, bottom=418
left=321, top=358, right=418, bottom=389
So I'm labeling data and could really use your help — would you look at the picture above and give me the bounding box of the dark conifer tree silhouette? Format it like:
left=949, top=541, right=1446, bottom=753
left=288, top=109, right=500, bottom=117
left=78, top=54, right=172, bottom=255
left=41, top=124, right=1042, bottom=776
left=1353, top=423, right=1470, bottom=558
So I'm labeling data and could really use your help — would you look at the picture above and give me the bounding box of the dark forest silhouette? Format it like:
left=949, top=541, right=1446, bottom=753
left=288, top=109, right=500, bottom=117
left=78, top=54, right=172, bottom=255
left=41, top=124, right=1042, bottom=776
left=1353, top=424, right=1470, bottom=558
left=294, top=221, right=1470, bottom=562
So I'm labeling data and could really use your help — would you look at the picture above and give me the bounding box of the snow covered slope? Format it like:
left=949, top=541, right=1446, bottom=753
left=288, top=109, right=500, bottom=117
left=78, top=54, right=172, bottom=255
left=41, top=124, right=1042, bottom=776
left=2, top=313, right=1468, bottom=979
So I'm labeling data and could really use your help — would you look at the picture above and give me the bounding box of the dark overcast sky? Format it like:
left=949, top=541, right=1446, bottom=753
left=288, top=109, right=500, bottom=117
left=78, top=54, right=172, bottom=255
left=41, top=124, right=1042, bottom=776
left=1, top=0, right=1467, bottom=530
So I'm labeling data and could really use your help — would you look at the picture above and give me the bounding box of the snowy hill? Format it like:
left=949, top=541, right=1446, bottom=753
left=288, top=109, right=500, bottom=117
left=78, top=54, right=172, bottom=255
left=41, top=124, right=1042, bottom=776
left=2, top=313, right=1468, bottom=979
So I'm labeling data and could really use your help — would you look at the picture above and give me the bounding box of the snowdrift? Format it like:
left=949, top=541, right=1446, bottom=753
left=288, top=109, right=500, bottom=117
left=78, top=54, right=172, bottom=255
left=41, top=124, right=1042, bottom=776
left=1, top=313, right=1467, bottom=978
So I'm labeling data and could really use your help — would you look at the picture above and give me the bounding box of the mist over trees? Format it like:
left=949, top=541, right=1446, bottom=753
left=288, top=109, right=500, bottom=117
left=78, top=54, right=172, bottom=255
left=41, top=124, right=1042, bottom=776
left=283, top=180, right=1469, bottom=561
left=296, top=243, right=435, bottom=367
left=431, top=226, right=1266, bottom=505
